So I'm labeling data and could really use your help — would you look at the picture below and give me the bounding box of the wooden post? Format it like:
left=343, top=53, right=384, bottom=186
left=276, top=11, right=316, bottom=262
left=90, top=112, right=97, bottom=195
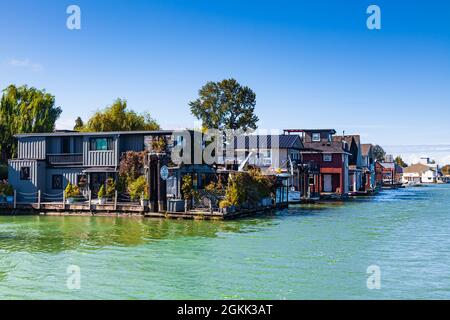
left=141, top=192, right=144, bottom=211
left=62, top=191, right=66, bottom=210
left=38, top=190, right=41, bottom=210
left=88, top=190, right=91, bottom=211
left=13, top=190, right=17, bottom=209
left=114, top=190, right=118, bottom=211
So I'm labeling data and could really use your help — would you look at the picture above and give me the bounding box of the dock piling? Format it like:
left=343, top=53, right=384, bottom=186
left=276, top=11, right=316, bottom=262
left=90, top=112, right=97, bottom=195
left=13, top=190, right=17, bottom=209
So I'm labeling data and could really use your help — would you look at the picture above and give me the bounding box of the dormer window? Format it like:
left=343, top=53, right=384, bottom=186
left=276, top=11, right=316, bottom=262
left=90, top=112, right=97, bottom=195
left=312, top=133, right=321, bottom=142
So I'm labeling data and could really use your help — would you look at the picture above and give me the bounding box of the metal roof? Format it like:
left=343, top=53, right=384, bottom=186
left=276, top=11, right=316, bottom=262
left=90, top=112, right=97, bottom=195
left=14, top=130, right=176, bottom=138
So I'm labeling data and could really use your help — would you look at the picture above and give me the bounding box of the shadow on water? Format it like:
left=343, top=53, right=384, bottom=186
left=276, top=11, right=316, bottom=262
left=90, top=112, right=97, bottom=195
left=0, top=215, right=277, bottom=253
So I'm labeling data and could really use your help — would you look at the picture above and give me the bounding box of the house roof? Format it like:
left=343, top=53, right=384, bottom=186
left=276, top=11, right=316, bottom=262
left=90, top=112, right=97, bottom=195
left=302, top=141, right=350, bottom=154
left=231, top=134, right=303, bottom=150
left=284, top=129, right=337, bottom=134
left=361, top=144, right=373, bottom=156
left=403, top=163, right=433, bottom=174
left=334, top=135, right=361, bottom=146
left=14, top=130, right=177, bottom=138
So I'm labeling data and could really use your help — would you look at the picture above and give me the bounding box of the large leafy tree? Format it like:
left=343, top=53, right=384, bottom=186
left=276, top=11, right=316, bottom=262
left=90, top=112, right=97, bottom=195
left=372, top=145, right=386, bottom=162
left=81, top=98, right=160, bottom=132
left=0, top=85, right=62, bottom=162
left=395, top=156, right=408, bottom=168
left=442, top=165, right=450, bottom=176
left=189, top=79, right=258, bottom=130
left=73, top=116, right=84, bottom=131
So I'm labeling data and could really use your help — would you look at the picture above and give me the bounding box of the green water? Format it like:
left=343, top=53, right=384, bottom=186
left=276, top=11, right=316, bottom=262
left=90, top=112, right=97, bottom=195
left=1, top=185, right=450, bottom=299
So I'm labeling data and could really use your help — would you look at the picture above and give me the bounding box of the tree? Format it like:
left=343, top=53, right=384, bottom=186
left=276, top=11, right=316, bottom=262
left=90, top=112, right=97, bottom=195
left=442, top=165, right=450, bottom=176
left=189, top=78, right=258, bottom=130
left=73, top=117, right=84, bottom=131
left=0, top=85, right=62, bottom=162
left=82, top=98, right=160, bottom=132
left=372, top=145, right=386, bottom=162
left=395, top=156, right=408, bottom=168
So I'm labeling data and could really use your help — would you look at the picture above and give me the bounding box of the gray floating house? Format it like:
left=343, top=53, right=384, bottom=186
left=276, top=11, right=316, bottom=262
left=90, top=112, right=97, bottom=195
left=8, top=130, right=214, bottom=202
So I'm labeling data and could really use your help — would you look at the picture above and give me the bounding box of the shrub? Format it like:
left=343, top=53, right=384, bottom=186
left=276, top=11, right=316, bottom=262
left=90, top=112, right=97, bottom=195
left=106, top=178, right=115, bottom=197
left=219, top=200, right=231, bottom=208
left=98, top=185, right=105, bottom=199
left=119, top=151, right=145, bottom=184
left=128, top=176, right=148, bottom=201
left=64, top=182, right=80, bottom=198
left=181, top=175, right=193, bottom=200
left=0, top=181, right=13, bottom=196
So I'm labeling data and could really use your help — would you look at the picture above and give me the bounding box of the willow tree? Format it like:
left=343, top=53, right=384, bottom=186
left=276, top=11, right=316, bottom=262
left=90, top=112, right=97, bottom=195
left=0, top=85, right=62, bottom=162
left=189, top=79, right=258, bottom=130
left=81, top=98, right=160, bottom=132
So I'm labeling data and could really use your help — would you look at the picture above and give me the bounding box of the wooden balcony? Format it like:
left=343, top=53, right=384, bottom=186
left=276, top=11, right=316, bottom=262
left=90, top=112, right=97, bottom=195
left=47, top=153, right=83, bottom=165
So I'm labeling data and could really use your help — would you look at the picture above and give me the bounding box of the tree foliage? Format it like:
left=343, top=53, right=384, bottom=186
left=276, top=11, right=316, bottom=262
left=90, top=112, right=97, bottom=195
left=372, top=145, right=386, bottom=162
left=81, top=98, right=160, bottom=132
left=119, top=151, right=145, bottom=184
left=442, top=165, right=450, bottom=176
left=189, top=79, right=258, bottom=130
left=394, top=156, right=408, bottom=168
left=0, top=85, right=62, bottom=161
left=73, top=117, right=84, bottom=131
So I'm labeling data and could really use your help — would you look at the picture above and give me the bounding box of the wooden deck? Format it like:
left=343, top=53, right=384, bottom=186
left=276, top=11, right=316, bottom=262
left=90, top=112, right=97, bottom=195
left=0, top=201, right=287, bottom=220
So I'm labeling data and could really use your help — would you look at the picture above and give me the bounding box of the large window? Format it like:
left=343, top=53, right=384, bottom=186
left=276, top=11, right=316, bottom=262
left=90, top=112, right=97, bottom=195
left=312, top=133, right=321, bottom=142
left=20, top=167, right=31, bottom=180
left=90, top=138, right=113, bottom=151
left=52, top=175, right=63, bottom=189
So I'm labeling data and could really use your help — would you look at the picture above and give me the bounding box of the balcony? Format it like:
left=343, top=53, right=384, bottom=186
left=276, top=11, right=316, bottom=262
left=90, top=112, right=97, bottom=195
left=47, top=153, right=83, bottom=165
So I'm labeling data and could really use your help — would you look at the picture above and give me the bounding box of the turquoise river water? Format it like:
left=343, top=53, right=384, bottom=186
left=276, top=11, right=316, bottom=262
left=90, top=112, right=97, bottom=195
left=1, top=184, right=450, bottom=299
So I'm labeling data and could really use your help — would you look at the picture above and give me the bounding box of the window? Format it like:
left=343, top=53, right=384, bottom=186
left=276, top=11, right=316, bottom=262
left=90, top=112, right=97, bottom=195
left=312, top=133, right=321, bottom=142
left=61, top=137, right=70, bottom=154
left=52, top=175, right=63, bottom=189
left=20, top=167, right=31, bottom=180
left=323, top=154, right=332, bottom=162
left=90, top=138, right=113, bottom=151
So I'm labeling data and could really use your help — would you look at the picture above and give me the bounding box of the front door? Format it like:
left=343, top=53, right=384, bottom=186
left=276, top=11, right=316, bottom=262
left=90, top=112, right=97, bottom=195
left=324, top=174, right=332, bottom=192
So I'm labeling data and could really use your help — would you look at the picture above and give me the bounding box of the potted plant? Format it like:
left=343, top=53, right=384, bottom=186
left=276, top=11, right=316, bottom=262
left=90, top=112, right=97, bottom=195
left=97, top=185, right=106, bottom=205
left=181, top=175, right=193, bottom=212
left=64, top=182, right=80, bottom=204
left=141, top=188, right=149, bottom=207
left=128, top=176, right=147, bottom=203
left=219, top=200, right=235, bottom=214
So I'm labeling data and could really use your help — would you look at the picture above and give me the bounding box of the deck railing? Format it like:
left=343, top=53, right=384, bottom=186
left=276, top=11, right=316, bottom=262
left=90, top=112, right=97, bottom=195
left=47, top=153, right=83, bottom=165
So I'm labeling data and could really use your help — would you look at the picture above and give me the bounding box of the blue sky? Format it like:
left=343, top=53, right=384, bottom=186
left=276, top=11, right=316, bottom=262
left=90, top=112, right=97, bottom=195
left=1, top=0, right=449, bottom=151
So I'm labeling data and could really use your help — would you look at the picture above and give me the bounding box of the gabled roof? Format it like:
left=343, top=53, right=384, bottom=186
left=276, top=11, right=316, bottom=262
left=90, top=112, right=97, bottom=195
left=231, top=134, right=303, bottom=150
left=403, top=163, right=433, bottom=174
left=361, top=144, right=373, bottom=157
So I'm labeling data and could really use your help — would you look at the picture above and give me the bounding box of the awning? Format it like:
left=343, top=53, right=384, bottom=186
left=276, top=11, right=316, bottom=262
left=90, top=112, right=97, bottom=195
left=82, top=167, right=117, bottom=173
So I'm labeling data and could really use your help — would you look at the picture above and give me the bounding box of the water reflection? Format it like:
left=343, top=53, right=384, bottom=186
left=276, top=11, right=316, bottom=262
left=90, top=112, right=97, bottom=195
left=0, top=215, right=276, bottom=253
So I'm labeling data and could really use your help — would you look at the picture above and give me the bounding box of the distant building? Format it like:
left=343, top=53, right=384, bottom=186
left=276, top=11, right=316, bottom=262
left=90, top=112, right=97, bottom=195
left=403, top=158, right=440, bottom=184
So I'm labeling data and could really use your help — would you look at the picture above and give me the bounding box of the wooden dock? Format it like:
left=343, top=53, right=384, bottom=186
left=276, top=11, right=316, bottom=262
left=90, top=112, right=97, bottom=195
left=0, top=201, right=288, bottom=220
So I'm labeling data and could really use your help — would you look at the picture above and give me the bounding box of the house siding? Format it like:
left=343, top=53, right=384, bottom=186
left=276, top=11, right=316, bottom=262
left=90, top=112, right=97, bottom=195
left=82, top=136, right=118, bottom=167
left=45, top=168, right=84, bottom=198
left=8, top=159, right=46, bottom=201
left=17, top=137, right=46, bottom=160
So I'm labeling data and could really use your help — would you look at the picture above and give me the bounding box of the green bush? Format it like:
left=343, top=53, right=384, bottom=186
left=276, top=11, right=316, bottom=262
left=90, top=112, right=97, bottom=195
left=0, top=182, right=13, bottom=196
left=128, top=176, right=148, bottom=201
left=98, top=185, right=105, bottom=199
left=106, top=178, right=115, bottom=197
left=181, top=175, right=193, bottom=200
left=64, top=182, right=80, bottom=198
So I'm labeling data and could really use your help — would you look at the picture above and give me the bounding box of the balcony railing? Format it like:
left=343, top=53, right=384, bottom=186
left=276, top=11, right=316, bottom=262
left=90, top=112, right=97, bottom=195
left=47, top=153, right=83, bottom=165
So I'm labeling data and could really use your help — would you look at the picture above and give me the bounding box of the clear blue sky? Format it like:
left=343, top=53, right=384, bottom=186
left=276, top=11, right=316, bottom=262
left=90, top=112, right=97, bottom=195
left=1, top=0, right=449, bottom=146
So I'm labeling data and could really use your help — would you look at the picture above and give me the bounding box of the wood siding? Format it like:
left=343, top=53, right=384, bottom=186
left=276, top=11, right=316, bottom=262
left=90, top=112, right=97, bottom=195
left=17, top=137, right=46, bottom=160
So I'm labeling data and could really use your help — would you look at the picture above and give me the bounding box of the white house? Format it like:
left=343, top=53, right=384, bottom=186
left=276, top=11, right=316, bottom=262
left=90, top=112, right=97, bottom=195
left=402, top=163, right=438, bottom=184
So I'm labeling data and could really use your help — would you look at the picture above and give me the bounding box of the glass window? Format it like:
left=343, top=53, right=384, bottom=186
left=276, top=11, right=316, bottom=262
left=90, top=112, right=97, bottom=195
left=323, top=154, right=332, bottom=162
left=312, top=133, right=321, bottom=142
left=20, top=167, right=31, bottom=180
left=90, top=138, right=113, bottom=151
left=52, top=175, right=63, bottom=189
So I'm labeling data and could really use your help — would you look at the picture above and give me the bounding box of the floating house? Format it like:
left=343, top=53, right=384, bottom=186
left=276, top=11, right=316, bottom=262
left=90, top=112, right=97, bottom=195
left=333, top=135, right=364, bottom=194
left=7, top=130, right=215, bottom=203
left=361, top=144, right=376, bottom=191
left=285, top=129, right=350, bottom=198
